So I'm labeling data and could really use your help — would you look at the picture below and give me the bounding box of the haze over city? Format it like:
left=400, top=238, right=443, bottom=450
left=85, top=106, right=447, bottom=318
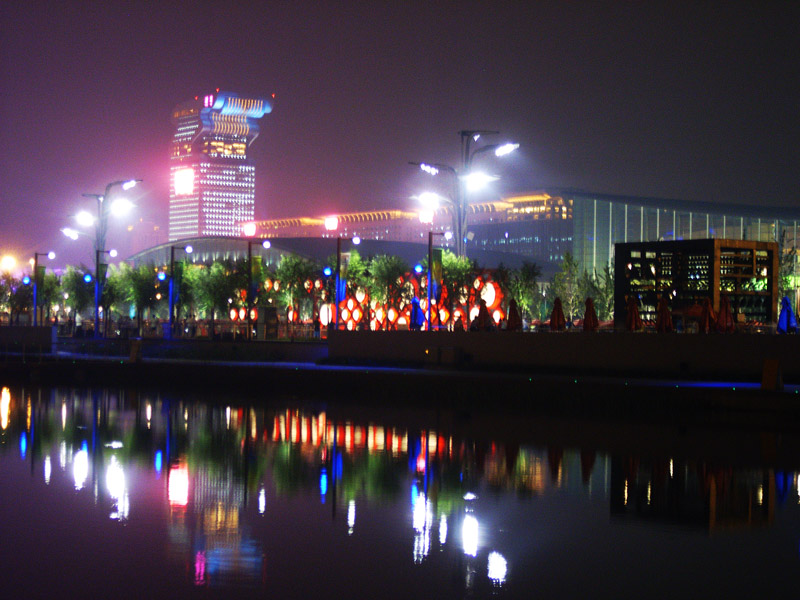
left=1, top=1, right=798, bottom=269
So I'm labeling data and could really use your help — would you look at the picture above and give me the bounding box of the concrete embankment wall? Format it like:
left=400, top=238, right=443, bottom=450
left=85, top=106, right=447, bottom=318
left=0, top=326, right=55, bottom=353
left=328, top=330, right=800, bottom=382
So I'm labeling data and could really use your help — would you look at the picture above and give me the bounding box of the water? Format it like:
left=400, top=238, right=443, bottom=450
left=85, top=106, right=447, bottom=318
left=0, top=383, right=798, bottom=598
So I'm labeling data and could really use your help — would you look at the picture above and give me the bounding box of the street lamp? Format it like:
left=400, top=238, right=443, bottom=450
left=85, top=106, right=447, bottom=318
left=411, top=131, right=518, bottom=257
left=73, top=179, right=139, bottom=338
left=32, top=251, right=55, bottom=326
left=245, top=238, right=271, bottom=340
left=168, top=244, right=193, bottom=340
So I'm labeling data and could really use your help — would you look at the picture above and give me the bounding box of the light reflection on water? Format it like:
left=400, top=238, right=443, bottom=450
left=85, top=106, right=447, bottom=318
left=0, top=384, right=799, bottom=598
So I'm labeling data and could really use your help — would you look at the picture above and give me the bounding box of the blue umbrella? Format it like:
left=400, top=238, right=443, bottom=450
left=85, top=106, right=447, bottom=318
left=777, top=296, right=797, bottom=334
left=410, top=297, right=425, bottom=331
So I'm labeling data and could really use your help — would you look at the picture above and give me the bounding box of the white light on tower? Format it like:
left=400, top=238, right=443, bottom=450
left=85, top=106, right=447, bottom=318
left=324, top=216, right=338, bottom=231
left=242, top=222, right=257, bottom=237
left=173, top=167, right=195, bottom=196
left=110, top=198, right=134, bottom=217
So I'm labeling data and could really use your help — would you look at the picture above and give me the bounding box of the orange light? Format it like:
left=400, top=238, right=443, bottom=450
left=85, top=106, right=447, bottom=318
left=387, top=307, right=399, bottom=323
left=250, top=308, right=258, bottom=321
left=263, top=278, right=273, bottom=292
left=230, top=308, right=238, bottom=321
left=239, top=307, right=246, bottom=321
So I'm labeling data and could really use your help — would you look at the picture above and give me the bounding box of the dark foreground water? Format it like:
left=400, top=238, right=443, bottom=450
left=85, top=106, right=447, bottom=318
left=0, top=383, right=798, bottom=599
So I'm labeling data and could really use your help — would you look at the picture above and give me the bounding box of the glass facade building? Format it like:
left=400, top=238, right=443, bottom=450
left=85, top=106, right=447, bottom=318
left=169, top=92, right=272, bottom=241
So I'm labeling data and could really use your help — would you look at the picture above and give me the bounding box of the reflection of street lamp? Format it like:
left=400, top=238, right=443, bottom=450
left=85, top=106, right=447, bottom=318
left=411, top=131, right=518, bottom=257
left=168, top=244, right=193, bottom=339
left=32, top=251, right=55, bottom=326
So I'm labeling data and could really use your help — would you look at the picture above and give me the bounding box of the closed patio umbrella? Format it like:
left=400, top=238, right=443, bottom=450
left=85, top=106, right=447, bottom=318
left=716, top=295, right=736, bottom=333
left=625, top=296, right=643, bottom=332
left=583, top=297, right=599, bottom=332
left=506, top=299, right=522, bottom=331
left=655, top=296, right=673, bottom=333
left=550, top=297, right=566, bottom=331
left=699, top=297, right=716, bottom=333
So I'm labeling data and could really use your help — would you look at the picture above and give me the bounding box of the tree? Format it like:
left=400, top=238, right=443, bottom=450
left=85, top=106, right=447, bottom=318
left=551, top=252, right=582, bottom=321
left=62, top=266, right=94, bottom=328
left=8, top=276, right=32, bottom=324
left=777, top=229, right=797, bottom=305
left=593, top=265, right=615, bottom=321
left=275, top=254, right=318, bottom=324
left=39, top=272, right=61, bottom=323
left=120, top=263, right=158, bottom=337
left=507, top=261, right=542, bottom=322
left=191, top=262, right=237, bottom=339
left=440, top=251, right=474, bottom=324
left=369, top=254, right=409, bottom=329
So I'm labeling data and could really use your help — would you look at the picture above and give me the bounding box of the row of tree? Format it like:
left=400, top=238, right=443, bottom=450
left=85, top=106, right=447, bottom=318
left=0, top=249, right=615, bottom=334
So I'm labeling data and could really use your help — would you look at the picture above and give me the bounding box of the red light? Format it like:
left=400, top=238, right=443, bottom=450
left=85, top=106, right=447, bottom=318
left=216, top=88, right=219, bottom=92
left=194, top=96, right=198, bottom=100
left=272, top=93, right=276, bottom=98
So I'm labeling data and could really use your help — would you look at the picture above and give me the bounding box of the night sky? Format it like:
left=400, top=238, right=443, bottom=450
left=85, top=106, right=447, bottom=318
left=1, top=1, right=798, bottom=269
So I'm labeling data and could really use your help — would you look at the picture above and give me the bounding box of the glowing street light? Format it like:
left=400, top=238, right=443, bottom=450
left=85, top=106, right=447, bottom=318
left=411, top=130, right=518, bottom=257
left=0, top=255, right=16, bottom=272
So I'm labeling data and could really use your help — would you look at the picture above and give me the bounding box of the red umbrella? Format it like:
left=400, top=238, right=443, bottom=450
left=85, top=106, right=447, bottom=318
left=716, top=295, right=735, bottom=333
left=655, top=296, right=673, bottom=333
left=550, top=297, right=566, bottom=331
left=625, top=297, right=643, bottom=331
left=583, top=297, right=599, bottom=332
left=506, top=299, right=522, bottom=331
left=699, top=297, right=716, bottom=333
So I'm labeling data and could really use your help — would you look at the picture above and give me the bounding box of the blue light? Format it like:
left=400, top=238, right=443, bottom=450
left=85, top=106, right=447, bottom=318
left=157, top=271, right=166, bottom=281
left=323, top=266, right=332, bottom=277
left=20, top=433, right=27, bottom=458
left=155, top=450, right=163, bottom=474
left=81, top=440, right=88, bottom=453
left=83, top=273, right=92, bottom=283
left=411, top=482, right=418, bottom=506
left=414, top=264, right=423, bottom=274
left=320, top=469, right=328, bottom=497
left=22, top=275, right=31, bottom=285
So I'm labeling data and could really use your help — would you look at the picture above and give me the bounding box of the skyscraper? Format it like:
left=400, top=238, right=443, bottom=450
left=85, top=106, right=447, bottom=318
left=169, top=91, right=272, bottom=240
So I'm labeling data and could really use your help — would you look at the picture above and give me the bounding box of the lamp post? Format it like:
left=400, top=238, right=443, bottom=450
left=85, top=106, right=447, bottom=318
left=412, top=131, right=518, bottom=257
left=168, top=244, right=193, bottom=340
left=246, top=238, right=270, bottom=340
left=427, top=232, right=445, bottom=330
left=32, top=251, right=55, bottom=326
left=94, top=248, right=117, bottom=338
left=331, top=228, right=360, bottom=331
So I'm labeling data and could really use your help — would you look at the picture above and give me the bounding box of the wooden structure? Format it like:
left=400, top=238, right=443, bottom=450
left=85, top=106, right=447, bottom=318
left=614, top=239, right=779, bottom=328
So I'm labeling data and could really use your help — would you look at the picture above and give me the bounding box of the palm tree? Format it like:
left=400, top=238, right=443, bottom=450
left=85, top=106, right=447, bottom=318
left=507, top=261, right=542, bottom=324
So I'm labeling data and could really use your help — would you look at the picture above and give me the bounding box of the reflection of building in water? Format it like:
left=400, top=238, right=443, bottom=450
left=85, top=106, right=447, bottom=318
left=610, top=457, right=775, bottom=531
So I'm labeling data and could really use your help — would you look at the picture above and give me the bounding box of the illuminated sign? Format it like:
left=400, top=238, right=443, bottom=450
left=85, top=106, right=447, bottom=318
left=173, top=167, right=195, bottom=196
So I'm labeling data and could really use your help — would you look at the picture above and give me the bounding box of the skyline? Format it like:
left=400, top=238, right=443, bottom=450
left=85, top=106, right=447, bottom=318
left=1, top=1, right=798, bottom=269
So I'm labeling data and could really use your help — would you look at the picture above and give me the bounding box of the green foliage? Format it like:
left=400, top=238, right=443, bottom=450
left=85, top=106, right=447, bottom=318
left=777, top=229, right=797, bottom=302
left=62, top=266, right=94, bottom=318
left=368, top=254, right=409, bottom=306
left=551, top=252, right=582, bottom=320
left=119, top=263, right=159, bottom=335
left=506, top=261, right=541, bottom=321
left=441, top=251, right=474, bottom=310
left=275, top=254, right=318, bottom=317
left=39, top=272, right=61, bottom=320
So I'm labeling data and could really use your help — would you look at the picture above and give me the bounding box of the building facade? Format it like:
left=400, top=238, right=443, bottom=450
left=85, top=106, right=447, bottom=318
left=169, top=91, right=272, bottom=241
left=247, top=189, right=800, bottom=277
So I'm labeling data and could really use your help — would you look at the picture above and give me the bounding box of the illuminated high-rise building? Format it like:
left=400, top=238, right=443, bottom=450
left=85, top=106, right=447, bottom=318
left=169, top=91, right=272, bottom=240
